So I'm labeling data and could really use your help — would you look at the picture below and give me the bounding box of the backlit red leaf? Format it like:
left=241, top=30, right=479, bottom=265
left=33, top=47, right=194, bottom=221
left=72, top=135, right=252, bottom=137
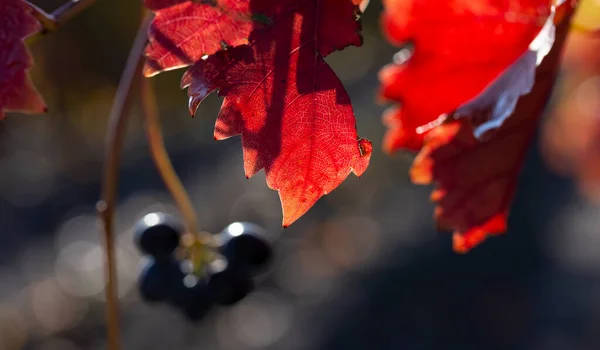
left=379, top=0, right=553, bottom=152
left=0, top=0, right=46, bottom=118
left=143, top=0, right=252, bottom=77
left=409, top=7, right=575, bottom=253
left=181, top=0, right=371, bottom=226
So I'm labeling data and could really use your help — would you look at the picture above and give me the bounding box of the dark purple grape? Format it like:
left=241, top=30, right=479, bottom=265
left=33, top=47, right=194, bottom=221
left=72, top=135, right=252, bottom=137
left=134, top=212, right=183, bottom=260
left=138, top=257, right=181, bottom=303
left=168, top=273, right=213, bottom=322
left=207, top=263, right=254, bottom=306
left=219, top=222, right=272, bottom=273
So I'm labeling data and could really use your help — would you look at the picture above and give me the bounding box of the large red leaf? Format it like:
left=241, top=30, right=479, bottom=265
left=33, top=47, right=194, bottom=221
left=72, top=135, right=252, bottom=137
left=409, top=6, right=575, bottom=253
left=0, top=0, right=46, bottom=118
left=143, top=0, right=252, bottom=77
left=181, top=0, right=371, bottom=226
left=379, top=0, right=553, bottom=152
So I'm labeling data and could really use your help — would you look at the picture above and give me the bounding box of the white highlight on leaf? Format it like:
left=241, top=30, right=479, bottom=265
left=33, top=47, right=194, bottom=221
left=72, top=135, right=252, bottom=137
left=530, top=9, right=556, bottom=66
left=416, top=113, right=448, bottom=134
left=393, top=46, right=413, bottom=65
left=453, top=6, right=559, bottom=139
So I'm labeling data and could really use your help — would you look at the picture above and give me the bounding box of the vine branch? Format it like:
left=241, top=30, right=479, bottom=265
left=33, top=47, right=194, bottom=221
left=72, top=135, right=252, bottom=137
left=96, top=11, right=152, bottom=350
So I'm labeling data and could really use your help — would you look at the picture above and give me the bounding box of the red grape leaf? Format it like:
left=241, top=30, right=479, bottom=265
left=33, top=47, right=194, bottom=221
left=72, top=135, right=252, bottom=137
left=379, top=0, right=553, bottom=152
left=143, top=0, right=253, bottom=77
left=0, top=0, right=46, bottom=119
left=409, top=5, right=575, bottom=253
left=181, top=0, right=371, bottom=227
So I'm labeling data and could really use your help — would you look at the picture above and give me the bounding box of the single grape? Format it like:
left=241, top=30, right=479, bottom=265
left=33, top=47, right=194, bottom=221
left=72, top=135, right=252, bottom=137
left=138, top=257, right=180, bottom=303
left=168, top=273, right=213, bottom=322
left=207, top=262, right=255, bottom=306
left=218, top=222, right=272, bottom=273
left=181, top=288, right=213, bottom=322
left=134, top=212, right=183, bottom=260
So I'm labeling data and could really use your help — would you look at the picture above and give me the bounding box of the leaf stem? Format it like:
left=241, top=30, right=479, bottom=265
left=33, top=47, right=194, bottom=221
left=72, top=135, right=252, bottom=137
left=96, top=11, right=152, bottom=350
left=24, top=0, right=98, bottom=33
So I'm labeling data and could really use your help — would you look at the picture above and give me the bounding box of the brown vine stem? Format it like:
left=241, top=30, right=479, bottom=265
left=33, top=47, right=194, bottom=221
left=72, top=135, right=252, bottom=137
left=97, top=11, right=152, bottom=350
left=24, top=0, right=98, bottom=33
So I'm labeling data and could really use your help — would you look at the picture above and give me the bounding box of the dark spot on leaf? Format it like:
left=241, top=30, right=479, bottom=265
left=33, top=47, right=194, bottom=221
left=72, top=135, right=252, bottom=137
left=252, top=13, right=272, bottom=26
left=198, top=0, right=217, bottom=6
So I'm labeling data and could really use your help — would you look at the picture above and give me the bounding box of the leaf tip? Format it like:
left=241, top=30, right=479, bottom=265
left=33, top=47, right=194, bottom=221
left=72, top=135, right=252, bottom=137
left=142, top=62, right=159, bottom=78
left=409, top=159, right=432, bottom=184
left=280, top=199, right=305, bottom=231
left=452, top=230, right=488, bottom=254
left=449, top=213, right=508, bottom=253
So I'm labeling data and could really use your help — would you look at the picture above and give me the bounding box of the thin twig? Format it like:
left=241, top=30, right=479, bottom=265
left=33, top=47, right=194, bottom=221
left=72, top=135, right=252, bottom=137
left=97, top=11, right=152, bottom=350
left=139, top=78, right=200, bottom=237
left=25, top=0, right=98, bottom=33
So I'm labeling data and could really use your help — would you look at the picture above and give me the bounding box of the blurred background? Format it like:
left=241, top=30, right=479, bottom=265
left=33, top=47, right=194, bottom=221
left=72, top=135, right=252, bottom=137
left=1, top=0, right=600, bottom=349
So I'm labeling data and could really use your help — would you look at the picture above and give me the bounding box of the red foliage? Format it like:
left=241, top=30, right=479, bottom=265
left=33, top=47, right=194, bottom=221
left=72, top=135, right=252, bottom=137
left=379, top=0, right=552, bottom=152
left=181, top=0, right=371, bottom=226
left=144, top=0, right=253, bottom=77
left=0, top=0, right=46, bottom=119
left=408, top=4, right=575, bottom=253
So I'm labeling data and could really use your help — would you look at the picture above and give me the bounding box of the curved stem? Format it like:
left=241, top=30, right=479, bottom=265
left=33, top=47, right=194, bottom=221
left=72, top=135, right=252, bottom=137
left=140, top=75, right=216, bottom=274
left=139, top=78, right=200, bottom=237
left=97, top=11, right=152, bottom=350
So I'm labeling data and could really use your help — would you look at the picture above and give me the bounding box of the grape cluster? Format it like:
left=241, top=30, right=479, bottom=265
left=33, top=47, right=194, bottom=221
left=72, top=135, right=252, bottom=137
left=134, top=213, right=272, bottom=322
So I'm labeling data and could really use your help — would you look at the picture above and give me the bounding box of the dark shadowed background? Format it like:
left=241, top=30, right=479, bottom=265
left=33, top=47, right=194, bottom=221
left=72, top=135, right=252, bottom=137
left=1, top=1, right=600, bottom=349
